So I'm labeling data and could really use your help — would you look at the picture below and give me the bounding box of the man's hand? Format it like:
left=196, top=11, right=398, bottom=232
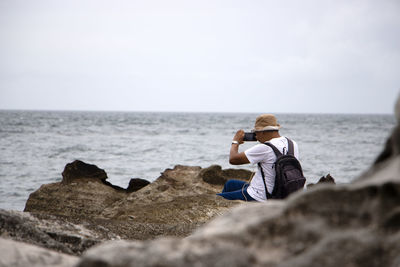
left=230, top=129, right=250, bottom=165
left=233, top=129, right=245, bottom=144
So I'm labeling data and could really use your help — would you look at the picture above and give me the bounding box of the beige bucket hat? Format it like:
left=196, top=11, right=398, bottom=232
left=252, top=114, right=281, bottom=132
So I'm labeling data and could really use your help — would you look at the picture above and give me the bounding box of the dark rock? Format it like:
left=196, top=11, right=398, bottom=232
left=102, top=180, right=126, bottom=191
left=62, top=160, right=107, bottom=184
left=319, top=173, right=335, bottom=184
left=199, top=165, right=252, bottom=185
left=126, top=178, right=150, bottom=193
left=307, top=174, right=336, bottom=188
left=61, top=160, right=136, bottom=192
left=199, top=165, right=227, bottom=185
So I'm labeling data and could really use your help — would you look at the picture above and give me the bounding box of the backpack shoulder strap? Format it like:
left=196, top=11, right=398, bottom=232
left=263, top=142, right=283, bottom=157
left=285, top=137, right=295, bottom=156
left=258, top=162, right=272, bottom=199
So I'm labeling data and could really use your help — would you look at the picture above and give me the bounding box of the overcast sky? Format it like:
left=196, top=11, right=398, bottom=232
left=0, top=0, right=399, bottom=114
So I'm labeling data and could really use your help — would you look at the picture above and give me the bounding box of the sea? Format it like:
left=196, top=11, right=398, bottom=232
left=0, top=110, right=396, bottom=211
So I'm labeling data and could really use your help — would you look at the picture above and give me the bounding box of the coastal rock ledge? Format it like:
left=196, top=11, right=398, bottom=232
left=6, top=163, right=247, bottom=254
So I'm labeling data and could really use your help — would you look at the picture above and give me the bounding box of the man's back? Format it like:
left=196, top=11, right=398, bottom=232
left=245, top=136, right=299, bottom=201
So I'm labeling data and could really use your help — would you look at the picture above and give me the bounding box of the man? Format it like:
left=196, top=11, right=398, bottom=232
left=217, top=114, right=299, bottom=201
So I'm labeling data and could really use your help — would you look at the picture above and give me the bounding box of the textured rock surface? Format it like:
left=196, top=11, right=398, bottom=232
left=100, top=165, right=250, bottom=224
left=0, top=238, right=78, bottom=267
left=22, top=163, right=249, bottom=250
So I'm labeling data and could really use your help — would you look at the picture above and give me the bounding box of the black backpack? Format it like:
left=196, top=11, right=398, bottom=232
left=258, top=137, right=306, bottom=199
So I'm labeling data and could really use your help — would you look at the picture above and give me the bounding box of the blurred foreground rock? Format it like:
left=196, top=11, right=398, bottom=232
left=0, top=238, right=78, bottom=267
left=0, top=209, right=106, bottom=255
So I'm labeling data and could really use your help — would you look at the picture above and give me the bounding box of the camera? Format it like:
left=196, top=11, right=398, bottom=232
left=243, top=132, right=257, bottom=141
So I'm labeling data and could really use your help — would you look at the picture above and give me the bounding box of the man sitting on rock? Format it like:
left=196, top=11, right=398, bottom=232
left=217, top=114, right=300, bottom=201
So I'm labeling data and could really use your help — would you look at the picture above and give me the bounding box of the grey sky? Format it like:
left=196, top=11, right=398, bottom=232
left=0, top=0, right=399, bottom=114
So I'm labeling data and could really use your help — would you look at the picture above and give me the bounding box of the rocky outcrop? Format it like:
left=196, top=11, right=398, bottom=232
left=19, top=162, right=250, bottom=255
left=25, top=163, right=250, bottom=222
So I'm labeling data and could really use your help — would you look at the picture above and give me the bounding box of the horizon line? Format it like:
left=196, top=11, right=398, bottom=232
left=0, top=108, right=394, bottom=116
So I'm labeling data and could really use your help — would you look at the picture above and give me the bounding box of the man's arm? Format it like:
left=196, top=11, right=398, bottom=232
left=229, top=130, right=250, bottom=165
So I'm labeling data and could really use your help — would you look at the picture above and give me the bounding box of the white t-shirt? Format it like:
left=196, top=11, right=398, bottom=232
left=244, top=136, right=299, bottom=202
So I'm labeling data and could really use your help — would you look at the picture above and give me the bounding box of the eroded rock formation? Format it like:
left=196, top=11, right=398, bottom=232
left=14, top=162, right=250, bottom=255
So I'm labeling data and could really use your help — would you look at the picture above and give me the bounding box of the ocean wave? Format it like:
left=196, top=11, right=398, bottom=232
left=48, top=145, right=91, bottom=158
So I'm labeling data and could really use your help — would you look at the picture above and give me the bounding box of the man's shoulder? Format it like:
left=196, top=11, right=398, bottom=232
left=269, top=136, right=288, bottom=145
left=269, top=136, right=299, bottom=152
left=248, top=143, right=269, bottom=150
left=245, top=143, right=273, bottom=153
left=273, top=136, right=298, bottom=144
left=245, top=142, right=276, bottom=164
